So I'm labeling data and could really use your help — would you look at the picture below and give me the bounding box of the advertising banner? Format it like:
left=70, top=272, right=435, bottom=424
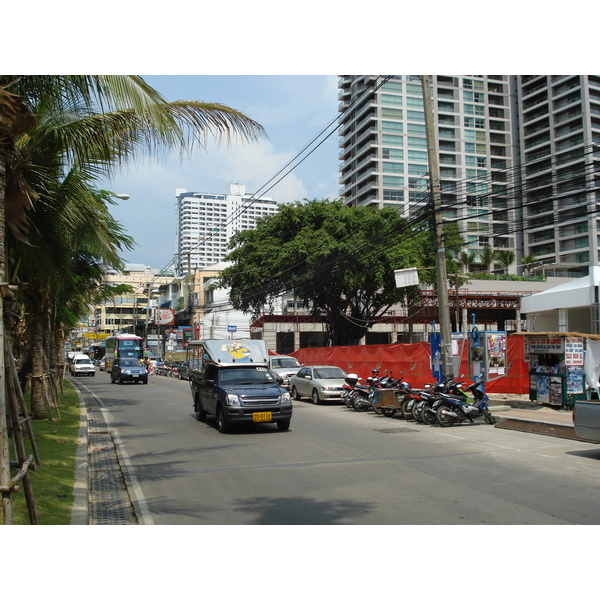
left=155, top=309, right=174, bottom=325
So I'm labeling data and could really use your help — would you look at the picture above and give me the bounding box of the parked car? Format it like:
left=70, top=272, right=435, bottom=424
left=110, top=358, right=148, bottom=384
left=99, top=357, right=106, bottom=371
left=69, top=354, right=96, bottom=377
left=268, top=355, right=302, bottom=388
left=289, top=365, right=347, bottom=404
left=177, top=359, right=201, bottom=380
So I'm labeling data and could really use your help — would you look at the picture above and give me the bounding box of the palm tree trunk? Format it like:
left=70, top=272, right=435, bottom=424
left=0, top=152, right=11, bottom=522
left=30, top=308, right=47, bottom=420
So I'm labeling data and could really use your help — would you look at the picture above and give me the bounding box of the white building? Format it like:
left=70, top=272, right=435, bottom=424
left=338, top=75, right=517, bottom=271
left=338, top=75, right=600, bottom=278
left=175, top=183, right=279, bottom=275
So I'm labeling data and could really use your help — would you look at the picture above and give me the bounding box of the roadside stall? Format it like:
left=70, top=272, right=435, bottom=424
left=518, top=332, right=592, bottom=409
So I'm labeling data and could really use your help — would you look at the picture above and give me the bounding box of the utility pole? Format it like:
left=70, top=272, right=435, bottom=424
left=421, top=75, right=454, bottom=382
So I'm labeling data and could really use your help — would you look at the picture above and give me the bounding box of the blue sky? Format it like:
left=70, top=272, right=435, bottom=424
left=99, top=75, right=341, bottom=269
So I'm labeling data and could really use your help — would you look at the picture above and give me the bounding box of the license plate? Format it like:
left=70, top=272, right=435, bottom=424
left=253, top=412, right=272, bottom=422
left=133, top=374, right=139, bottom=378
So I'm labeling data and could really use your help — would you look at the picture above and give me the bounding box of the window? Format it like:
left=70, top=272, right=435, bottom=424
left=464, top=103, right=485, bottom=115
left=406, top=83, right=422, bottom=95
left=408, top=163, right=428, bottom=176
left=381, top=107, right=403, bottom=119
left=464, top=91, right=485, bottom=103
left=408, top=150, right=428, bottom=161
left=407, top=123, right=426, bottom=135
left=382, top=81, right=403, bottom=93
left=382, top=121, right=403, bottom=133
left=409, top=177, right=427, bottom=189
left=383, top=189, right=404, bottom=202
left=381, top=94, right=402, bottom=106
left=382, top=148, right=404, bottom=160
left=382, top=134, right=403, bottom=146
left=407, top=110, right=425, bottom=122
left=407, top=96, right=424, bottom=108
left=408, top=137, right=427, bottom=148
left=383, top=162, right=404, bottom=173
left=438, top=101, right=455, bottom=112
left=383, top=175, right=404, bottom=187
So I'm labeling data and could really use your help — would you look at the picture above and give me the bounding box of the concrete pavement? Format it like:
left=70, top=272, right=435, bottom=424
left=67, top=381, right=597, bottom=525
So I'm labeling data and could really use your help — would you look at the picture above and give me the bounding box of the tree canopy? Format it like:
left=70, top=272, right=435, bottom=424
left=218, top=199, right=464, bottom=346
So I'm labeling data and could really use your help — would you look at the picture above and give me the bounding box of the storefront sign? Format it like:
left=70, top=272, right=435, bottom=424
left=528, top=337, right=564, bottom=354
left=565, top=337, right=584, bottom=366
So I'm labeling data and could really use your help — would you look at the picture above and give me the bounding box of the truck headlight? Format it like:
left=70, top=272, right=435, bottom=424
left=280, top=392, right=291, bottom=404
left=226, top=394, right=241, bottom=406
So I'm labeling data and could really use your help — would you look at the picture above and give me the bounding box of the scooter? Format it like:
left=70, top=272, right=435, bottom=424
left=421, top=380, right=470, bottom=424
left=342, top=374, right=360, bottom=409
left=434, top=381, right=496, bottom=427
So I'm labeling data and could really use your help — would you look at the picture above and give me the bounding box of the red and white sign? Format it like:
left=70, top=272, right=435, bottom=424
left=155, top=309, right=175, bottom=325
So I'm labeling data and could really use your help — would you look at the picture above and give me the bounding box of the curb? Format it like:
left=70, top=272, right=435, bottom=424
left=70, top=384, right=88, bottom=525
left=493, top=415, right=587, bottom=441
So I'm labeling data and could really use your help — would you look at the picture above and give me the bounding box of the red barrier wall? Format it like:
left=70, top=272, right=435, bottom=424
left=290, top=335, right=529, bottom=394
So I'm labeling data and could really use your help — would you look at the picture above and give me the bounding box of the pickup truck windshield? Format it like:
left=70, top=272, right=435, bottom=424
left=220, top=368, right=277, bottom=385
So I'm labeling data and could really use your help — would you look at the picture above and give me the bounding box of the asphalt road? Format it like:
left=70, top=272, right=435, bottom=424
left=82, top=371, right=600, bottom=525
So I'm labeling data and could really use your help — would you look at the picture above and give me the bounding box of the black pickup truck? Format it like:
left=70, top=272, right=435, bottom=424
left=187, top=339, right=293, bottom=433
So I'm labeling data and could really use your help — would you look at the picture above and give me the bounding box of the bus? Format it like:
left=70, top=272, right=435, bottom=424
left=105, top=334, right=144, bottom=372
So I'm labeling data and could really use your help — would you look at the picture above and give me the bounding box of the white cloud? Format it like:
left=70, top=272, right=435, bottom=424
left=200, top=140, right=308, bottom=203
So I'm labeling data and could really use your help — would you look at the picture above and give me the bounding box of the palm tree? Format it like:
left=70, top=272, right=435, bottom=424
left=496, top=250, right=516, bottom=275
left=521, top=253, right=538, bottom=276
left=479, top=245, right=498, bottom=274
left=457, top=250, right=478, bottom=273
left=1, top=75, right=267, bottom=417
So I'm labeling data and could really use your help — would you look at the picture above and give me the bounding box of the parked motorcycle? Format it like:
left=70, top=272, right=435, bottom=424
left=420, top=380, right=469, bottom=424
left=434, top=381, right=496, bottom=426
left=342, top=374, right=360, bottom=409
left=400, top=383, right=432, bottom=420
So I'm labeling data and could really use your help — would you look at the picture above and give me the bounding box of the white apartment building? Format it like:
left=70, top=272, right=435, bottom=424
left=518, top=75, right=600, bottom=277
left=338, top=75, right=518, bottom=272
left=175, top=183, right=279, bottom=275
left=338, top=75, right=600, bottom=277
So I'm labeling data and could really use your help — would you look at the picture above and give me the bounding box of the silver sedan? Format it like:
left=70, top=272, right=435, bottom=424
left=289, top=365, right=347, bottom=404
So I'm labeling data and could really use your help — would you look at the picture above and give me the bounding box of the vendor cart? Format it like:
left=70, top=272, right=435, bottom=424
left=372, top=388, right=405, bottom=417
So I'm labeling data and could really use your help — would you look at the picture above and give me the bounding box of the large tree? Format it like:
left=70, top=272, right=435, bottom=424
left=218, top=199, right=464, bottom=346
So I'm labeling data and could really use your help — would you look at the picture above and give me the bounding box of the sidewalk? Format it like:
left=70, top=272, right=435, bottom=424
left=487, top=393, right=586, bottom=441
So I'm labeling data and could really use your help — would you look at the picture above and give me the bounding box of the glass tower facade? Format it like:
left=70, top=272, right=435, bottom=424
left=338, top=75, right=600, bottom=275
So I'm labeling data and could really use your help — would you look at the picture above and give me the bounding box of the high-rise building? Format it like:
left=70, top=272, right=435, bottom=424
left=175, top=183, right=279, bottom=274
left=338, top=75, right=600, bottom=276
left=518, top=75, right=600, bottom=276
left=338, top=75, right=517, bottom=270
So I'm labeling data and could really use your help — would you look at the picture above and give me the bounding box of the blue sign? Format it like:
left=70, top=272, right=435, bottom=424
left=227, top=325, right=237, bottom=333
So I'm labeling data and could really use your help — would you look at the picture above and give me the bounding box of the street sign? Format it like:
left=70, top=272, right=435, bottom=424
left=227, top=325, right=237, bottom=333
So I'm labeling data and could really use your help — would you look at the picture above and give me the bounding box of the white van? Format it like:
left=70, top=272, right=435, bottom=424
left=69, top=354, right=95, bottom=377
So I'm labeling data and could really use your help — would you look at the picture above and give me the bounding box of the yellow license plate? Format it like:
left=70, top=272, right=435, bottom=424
left=253, top=412, right=272, bottom=422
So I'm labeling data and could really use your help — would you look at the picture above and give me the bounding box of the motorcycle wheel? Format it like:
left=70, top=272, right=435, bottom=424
left=422, top=405, right=436, bottom=425
left=435, top=404, right=454, bottom=427
left=382, top=408, right=397, bottom=418
left=484, top=408, right=497, bottom=425
left=400, top=399, right=413, bottom=419
left=354, top=398, right=369, bottom=412
left=412, top=401, right=425, bottom=422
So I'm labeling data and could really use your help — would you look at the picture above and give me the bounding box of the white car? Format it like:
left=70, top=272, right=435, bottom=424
left=69, top=354, right=96, bottom=377
left=289, top=365, right=347, bottom=404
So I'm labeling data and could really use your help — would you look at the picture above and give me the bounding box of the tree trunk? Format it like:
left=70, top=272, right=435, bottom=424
left=0, top=151, right=12, bottom=522
left=29, top=307, right=47, bottom=419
